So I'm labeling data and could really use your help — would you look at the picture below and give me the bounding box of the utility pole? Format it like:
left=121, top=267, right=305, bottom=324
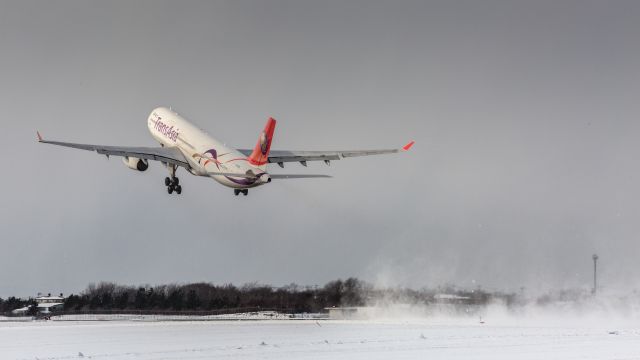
left=592, top=254, right=599, bottom=295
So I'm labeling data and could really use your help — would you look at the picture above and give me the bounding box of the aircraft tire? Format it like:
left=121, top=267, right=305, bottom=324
left=168, top=186, right=174, bottom=194
left=175, top=185, right=182, bottom=194
left=165, top=177, right=171, bottom=186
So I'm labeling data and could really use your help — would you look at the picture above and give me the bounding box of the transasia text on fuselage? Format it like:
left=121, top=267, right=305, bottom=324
left=154, top=119, right=179, bottom=142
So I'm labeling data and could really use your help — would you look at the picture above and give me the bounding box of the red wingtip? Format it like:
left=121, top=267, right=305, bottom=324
left=37, top=131, right=43, bottom=142
left=402, top=140, right=415, bottom=151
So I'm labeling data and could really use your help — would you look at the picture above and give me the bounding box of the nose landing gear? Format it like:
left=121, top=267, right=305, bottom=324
left=234, top=189, right=248, bottom=196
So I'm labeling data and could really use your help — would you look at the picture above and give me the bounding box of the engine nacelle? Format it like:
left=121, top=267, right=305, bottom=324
left=123, top=156, right=149, bottom=171
left=258, top=174, right=271, bottom=184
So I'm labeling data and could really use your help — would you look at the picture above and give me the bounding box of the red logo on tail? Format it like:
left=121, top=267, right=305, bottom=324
left=248, top=117, right=276, bottom=166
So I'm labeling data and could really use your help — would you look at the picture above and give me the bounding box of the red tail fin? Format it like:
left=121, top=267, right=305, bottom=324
left=248, top=117, right=276, bottom=168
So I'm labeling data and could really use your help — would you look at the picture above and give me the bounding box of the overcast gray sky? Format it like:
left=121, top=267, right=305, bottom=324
left=2, top=0, right=640, bottom=297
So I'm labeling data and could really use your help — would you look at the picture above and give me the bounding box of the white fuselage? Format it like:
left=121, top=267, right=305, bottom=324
left=147, top=107, right=266, bottom=189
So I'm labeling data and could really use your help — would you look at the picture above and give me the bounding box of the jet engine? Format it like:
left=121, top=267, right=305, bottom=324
left=258, top=173, right=271, bottom=184
left=123, top=156, right=149, bottom=171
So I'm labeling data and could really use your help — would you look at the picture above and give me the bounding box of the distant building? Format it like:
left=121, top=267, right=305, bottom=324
left=35, top=293, right=65, bottom=314
left=433, top=294, right=472, bottom=304
left=325, top=307, right=360, bottom=319
left=9, top=293, right=65, bottom=316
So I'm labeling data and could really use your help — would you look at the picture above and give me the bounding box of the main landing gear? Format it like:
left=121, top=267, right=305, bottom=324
left=165, top=176, right=182, bottom=195
left=234, top=189, right=248, bottom=196
left=164, top=163, right=182, bottom=195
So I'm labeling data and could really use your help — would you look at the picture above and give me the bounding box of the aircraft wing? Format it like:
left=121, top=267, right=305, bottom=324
left=237, top=141, right=414, bottom=167
left=37, top=132, right=190, bottom=169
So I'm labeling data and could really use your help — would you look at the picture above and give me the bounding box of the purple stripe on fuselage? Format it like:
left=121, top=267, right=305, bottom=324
left=223, top=172, right=265, bottom=186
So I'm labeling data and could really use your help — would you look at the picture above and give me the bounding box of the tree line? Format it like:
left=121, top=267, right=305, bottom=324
left=66, top=278, right=366, bottom=313
left=2, top=278, right=513, bottom=314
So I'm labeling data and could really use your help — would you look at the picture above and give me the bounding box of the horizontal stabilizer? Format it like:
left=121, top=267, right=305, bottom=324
left=207, top=172, right=260, bottom=179
left=208, top=172, right=331, bottom=180
left=270, top=174, right=332, bottom=179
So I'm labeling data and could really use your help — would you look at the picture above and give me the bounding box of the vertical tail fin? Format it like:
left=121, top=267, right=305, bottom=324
left=247, top=117, right=276, bottom=170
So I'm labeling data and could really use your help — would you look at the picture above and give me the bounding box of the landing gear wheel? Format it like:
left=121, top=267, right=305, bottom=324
left=234, top=189, right=240, bottom=196
left=165, top=164, right=182, bottom=195
left=242, top=189, right=248, bottom=196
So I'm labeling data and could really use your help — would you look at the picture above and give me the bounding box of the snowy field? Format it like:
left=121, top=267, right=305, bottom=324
left=1, top=318, right=640, bottom=360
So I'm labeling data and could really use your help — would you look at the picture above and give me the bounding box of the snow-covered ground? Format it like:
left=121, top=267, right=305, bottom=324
left=1, top=318, right=639, bottom=359
left=0, top=311, right=324, bottom=322
left=54, top=311, right=296, bottom=321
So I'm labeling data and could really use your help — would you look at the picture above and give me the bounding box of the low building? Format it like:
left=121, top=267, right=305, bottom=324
left=326, top=307, right=359, bottom=319
left=324, top=306, right=379, bottom=320
left=433, top=293, right=472, bottom=304
left=10, top=306, right=31, bottom=315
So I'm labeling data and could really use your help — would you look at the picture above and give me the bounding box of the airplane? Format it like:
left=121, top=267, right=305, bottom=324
left=37, top=107, right=414, bottom=196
